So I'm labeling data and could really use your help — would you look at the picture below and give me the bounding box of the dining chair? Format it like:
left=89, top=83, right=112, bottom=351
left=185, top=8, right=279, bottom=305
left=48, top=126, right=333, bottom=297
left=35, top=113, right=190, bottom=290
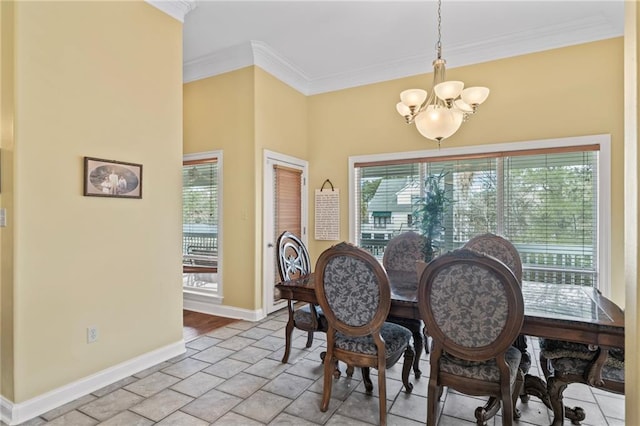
left=538, top=337, right=625, bottom=425
left=463, top=232, right=531, bottom=407
left=418, top=248, right=524, bottom=426
left=315, top=242, right=414, bottom=426
left=276, top=231, right=327, bottom=364
left=383, top=230, right=429, bottom=378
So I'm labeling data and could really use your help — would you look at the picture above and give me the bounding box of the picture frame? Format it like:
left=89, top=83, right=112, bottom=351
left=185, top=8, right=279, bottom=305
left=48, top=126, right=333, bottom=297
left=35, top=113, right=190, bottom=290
left=83, top=157, right=142, bottom=199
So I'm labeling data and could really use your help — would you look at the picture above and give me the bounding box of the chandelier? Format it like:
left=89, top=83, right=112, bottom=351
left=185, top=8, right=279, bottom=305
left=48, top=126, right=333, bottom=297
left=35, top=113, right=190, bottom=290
left=396, top=0, right=489, bottom=145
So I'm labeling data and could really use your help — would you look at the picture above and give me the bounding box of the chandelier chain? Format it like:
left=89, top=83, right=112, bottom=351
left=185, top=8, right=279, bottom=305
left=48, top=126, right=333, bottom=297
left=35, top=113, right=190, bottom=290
left=436, top=0, right=442, bottom=59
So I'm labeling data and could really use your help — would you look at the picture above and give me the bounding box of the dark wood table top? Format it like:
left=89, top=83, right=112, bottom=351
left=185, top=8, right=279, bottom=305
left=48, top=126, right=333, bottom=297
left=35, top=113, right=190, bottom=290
left=276, top=273, right=625, bottom=349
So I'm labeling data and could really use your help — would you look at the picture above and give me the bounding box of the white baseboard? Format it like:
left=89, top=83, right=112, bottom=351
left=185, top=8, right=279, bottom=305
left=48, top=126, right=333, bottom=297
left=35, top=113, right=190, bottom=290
left=1, top=340, right=185, bottom=426
left=183, top=294, right=265, bottom=321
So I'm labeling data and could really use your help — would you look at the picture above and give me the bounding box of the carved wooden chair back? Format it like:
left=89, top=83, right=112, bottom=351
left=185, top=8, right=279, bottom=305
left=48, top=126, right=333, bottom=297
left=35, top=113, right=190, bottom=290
left=277, top=231, right=311, bottom=281
left=276, top=231, right=324, bottom=364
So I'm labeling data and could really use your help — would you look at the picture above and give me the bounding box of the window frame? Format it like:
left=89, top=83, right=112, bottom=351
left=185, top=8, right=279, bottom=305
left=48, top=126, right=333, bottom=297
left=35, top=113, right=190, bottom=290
left=183, top=150, right=224, bottom=301
left=349, top=134, right=611, bottom=296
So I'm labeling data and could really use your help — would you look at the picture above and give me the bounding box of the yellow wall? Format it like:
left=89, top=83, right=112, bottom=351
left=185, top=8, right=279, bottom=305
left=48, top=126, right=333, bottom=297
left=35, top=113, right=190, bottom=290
left=625, top=1, right=639, bottom=421
left=253, top=68, right=308, bottom=308
left=8, top=1, right=183, bottom=401
left=307, top=38, right=626, bottom=306
left=1, top=0, right=16, bottom=401
left=183, top=67, right=307, bottom=310
left=184, top=67, right=256, bottom=309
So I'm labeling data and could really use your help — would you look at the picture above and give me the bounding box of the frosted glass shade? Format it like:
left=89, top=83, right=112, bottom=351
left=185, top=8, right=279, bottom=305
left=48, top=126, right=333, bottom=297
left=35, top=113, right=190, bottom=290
left=434, top=81, right=464, bottom=101
left=454, top=99, right=474, bottom=113
left=396, top=102, right=411, bottom=117
left=461, top=86, right=490, bottom=106
left=414, top=106, right=463, bottom=141
left=400, top=89, right=427, bottom=108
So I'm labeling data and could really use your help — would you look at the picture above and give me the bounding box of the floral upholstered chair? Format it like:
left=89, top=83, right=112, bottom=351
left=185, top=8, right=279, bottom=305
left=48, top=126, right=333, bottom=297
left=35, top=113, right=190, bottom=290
left=418, top=248, right=524, bottom=426
left=315, top=242, right=414, bottom=426
left=383, top=231, right=430, bottom=378
left=538, top=337, right=624, bottom=425
left=277, top=231, right=326, bottom=364
left=463, top=233, right=531, bottom=406
left=463, top=233, right=523, bottom=283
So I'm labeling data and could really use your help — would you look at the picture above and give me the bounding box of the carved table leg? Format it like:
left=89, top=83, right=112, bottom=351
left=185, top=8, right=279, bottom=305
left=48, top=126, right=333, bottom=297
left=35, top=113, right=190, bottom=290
left=524, top=374, right=586, bottom=426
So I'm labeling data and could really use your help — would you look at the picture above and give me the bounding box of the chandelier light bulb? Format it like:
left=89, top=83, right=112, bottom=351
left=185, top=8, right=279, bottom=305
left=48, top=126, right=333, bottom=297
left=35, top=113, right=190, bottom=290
left=461, top=86, right=490, bottom=106
left=434, top=81, right=464, bottom=101
left=454, top=99, right=474, bottom=113
left=396, top=102, right=411, bottom=117
left=414, top=106, right=463, bottom=141
left=400, top=89, right=427, bottom=108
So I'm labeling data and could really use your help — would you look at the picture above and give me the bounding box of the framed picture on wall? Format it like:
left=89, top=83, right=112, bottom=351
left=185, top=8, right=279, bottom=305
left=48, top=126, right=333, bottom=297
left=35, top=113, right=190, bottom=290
left=83, top=157, right=142, bottom=199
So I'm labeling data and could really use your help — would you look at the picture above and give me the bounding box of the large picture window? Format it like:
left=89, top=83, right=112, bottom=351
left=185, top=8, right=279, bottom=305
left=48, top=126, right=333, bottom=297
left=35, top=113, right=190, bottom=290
left=183, top=152, right=222, bottom=297
left=351, top=136, right=610, bottom=290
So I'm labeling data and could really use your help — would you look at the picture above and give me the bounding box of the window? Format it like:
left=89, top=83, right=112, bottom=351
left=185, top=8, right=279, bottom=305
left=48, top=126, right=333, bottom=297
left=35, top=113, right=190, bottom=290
left=183, top=151, right=223, bottom=297
left=350, top=136, right=610, bottom=291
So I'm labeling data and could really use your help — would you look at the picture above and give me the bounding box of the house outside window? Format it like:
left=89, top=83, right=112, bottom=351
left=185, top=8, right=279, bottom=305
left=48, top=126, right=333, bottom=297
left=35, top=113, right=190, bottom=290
left=350, top=135, right=611, bottom=293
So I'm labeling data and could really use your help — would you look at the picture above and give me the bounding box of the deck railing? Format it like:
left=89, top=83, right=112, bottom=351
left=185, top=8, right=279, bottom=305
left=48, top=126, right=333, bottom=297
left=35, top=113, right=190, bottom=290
left=360, top=233, right=597, bottom=287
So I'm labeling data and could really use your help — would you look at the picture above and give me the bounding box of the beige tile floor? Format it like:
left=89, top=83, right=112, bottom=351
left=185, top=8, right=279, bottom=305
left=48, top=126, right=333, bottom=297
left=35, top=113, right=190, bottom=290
left=8, top=309, right=625, bottom=425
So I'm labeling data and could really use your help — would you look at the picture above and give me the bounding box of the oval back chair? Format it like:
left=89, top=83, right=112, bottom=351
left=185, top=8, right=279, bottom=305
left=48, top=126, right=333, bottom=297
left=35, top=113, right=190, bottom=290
left=463, top=233, right=523, bottom=283
left=315, top=242, right=414, bottom=426
left=383, top=231, right=429, bottom=377
left=418, top=248, right=524, bottom=426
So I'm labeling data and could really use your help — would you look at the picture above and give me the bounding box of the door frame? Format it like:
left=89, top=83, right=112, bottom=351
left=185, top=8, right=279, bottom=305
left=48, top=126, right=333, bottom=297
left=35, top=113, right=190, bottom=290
left=263, top=150, right=308, bottom=314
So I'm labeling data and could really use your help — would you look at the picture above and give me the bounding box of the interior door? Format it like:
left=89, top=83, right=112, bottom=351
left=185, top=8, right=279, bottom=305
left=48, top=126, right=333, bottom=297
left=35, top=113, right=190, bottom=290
left=263, top=151, right=308, bottom=314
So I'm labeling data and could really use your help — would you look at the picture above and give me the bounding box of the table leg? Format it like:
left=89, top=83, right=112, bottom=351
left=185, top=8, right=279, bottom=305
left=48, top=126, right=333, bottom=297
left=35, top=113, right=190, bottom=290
left=524, top=374, right=586, bottom=425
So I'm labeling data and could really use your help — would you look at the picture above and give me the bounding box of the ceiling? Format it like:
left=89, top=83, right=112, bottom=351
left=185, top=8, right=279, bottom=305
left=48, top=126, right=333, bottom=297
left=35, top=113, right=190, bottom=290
left=181, top=1, right=624, bottom=95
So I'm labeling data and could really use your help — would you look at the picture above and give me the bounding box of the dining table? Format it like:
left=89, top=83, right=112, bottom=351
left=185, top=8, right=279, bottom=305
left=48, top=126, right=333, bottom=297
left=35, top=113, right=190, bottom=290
left=276, top=272, right=625, bottom=425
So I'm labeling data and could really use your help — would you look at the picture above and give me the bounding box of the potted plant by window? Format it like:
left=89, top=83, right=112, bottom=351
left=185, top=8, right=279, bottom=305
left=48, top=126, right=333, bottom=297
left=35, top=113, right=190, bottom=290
left=412, top=172, right=450, bottom=275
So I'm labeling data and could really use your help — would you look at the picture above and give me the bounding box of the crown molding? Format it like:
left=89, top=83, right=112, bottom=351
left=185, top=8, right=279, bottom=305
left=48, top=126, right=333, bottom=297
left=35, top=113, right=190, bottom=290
left=146, top=0, right=197, bottom=23
left=183, top=14, right=622, bottom=95
left=251, top=41, right=312, bottom=95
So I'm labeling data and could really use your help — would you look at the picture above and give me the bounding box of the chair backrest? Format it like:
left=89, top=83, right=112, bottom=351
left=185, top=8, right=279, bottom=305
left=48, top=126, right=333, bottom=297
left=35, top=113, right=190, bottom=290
left=315, top=242, right=390, bottom=337
left=463, top=233, right=523, bottom=284
left=383, top=231, right=427, bottom=273
left=418, top=248, right=524, bottom=361
left=383, top=231, right=428, bottom=290
left=276, top=231, right=311, bottom=281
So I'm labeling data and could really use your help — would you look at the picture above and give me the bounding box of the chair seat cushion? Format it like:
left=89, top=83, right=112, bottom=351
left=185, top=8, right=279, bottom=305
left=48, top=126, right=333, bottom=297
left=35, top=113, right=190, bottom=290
left=293, top=305, right=327, bottom=331
left=547, top=357, right=624, bottom=382
left=539, top=339, right=624, bottom=369
left=440, top=346, right=522, bottom=383
left=335, top=322, right=411, bottom=356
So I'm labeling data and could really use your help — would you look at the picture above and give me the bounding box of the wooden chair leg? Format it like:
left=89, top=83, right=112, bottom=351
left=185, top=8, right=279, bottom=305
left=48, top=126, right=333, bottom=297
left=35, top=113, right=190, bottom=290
left=548, top=376, right=568, bottom=426
left=362, top=367, right=373, bottom=393
left=321, top=352, right=334, bottom=412
left=427, top=378, right=439, bottom=426
left=401, top=346, right=414, bottom=393
left=411, top=328, right=423, bottom=378
left=281, top=311, right=295, bottom=363
left=378, top=368, right=387, bottom=426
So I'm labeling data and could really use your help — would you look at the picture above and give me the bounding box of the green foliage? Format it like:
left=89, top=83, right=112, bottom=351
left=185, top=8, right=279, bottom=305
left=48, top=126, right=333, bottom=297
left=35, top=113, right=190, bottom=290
left=412, top=173, right=450, bottom=261
left=360, top=179, right=382, bottom=224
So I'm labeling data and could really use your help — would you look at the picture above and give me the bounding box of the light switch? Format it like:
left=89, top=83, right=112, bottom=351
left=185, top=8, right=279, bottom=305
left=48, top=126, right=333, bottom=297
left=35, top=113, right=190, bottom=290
left=0, top=208, right=6, bottom=227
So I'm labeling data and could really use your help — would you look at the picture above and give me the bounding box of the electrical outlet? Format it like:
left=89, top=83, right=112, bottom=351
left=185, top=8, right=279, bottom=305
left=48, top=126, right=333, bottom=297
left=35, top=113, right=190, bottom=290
left=87, top=326, right=98, bottom=343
